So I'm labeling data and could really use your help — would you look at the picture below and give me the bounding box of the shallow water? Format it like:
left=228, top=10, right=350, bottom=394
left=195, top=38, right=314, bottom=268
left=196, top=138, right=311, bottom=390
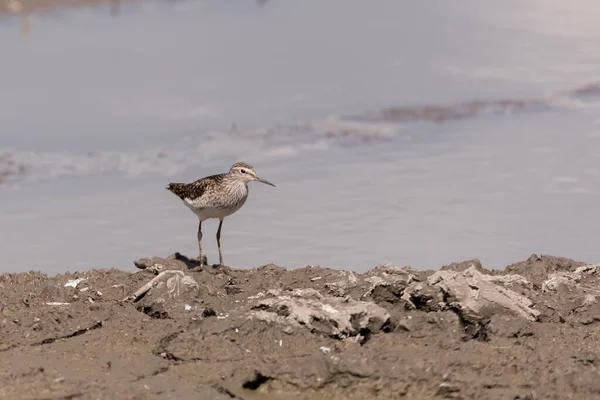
left=1, top=0, right=600, bottom=274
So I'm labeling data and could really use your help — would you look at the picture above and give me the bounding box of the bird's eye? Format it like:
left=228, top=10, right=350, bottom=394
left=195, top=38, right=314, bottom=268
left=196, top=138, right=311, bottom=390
left=240, top=169, right=246, bottom=174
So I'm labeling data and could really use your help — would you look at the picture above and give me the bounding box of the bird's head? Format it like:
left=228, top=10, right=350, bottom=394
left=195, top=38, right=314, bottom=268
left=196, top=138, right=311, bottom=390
left=229, top=162, right=276, bottom=187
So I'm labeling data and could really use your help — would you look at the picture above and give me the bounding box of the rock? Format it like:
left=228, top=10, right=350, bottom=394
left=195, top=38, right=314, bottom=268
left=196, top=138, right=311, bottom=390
left=440, top=259, right=484, bottom=273
left=224, top=284, right=242, bottom=295
left=134, top=253, right=219, bottom=274
left=324, top=271, right=359, bottom=297
left=487, top=314, right=534, bottom=338
left=437, top=382, right=461, bottom=398
left=541, top=274, right=572, bottom=292
left=361, top=264, right=418, bottom=302
left=401, top=282, right=445, bottom=311
left=254, top=263, right=286, bottom=274
left=503, top=255, right=586, bottom=285
left=427, top=266, right=540, bottom=322
left=202, top=308, right=217, bottom=318
left=247, top=288, right=390, bottom=341
left=583, top=294, right=597, bottom=307
left=541, top=264, right=600, bottom=292
left=322, top=264, right=421, bottom=306
left=134, top=256, right=186, bottom=274
left=487, top=274, right=533, bottom=289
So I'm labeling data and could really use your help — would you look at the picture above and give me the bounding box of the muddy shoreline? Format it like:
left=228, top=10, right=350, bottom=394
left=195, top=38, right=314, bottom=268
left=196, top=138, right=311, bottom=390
left=1, top=253, right=600, bottom=399
left=0, top=0, right=269, bottom=16
left=0, top=0, right=162, bottom=16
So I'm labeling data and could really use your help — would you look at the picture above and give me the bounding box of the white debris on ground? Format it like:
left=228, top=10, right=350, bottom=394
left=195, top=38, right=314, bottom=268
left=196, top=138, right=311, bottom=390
left=64, top=278, right=86, bottom=288
left=248, top=288, right=390, bottom=339
left=426, top=266, right=540, bottom=322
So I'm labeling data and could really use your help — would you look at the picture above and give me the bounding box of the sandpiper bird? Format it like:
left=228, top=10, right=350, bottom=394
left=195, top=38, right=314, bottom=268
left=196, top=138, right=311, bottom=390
left=166, top=162, right=275, bottom=267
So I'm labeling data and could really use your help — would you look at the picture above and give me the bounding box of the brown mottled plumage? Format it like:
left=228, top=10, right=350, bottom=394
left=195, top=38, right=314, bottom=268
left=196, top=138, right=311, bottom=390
left=167, top=174, right=223, bottom=202
left=166, top=162, right=275, bottom=267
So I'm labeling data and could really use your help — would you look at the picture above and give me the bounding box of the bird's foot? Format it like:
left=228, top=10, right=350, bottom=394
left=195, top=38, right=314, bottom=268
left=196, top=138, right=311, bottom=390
left=195, top=255, right=208, bottom=268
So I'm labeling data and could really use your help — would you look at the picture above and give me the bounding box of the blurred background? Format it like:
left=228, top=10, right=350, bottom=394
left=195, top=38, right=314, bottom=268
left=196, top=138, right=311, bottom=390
left=1, top=0, right=600, bottom=275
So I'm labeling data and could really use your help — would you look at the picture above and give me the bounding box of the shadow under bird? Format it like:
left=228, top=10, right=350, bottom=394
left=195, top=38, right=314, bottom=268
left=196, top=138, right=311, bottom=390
left=166, top=162, right=275, bottom=267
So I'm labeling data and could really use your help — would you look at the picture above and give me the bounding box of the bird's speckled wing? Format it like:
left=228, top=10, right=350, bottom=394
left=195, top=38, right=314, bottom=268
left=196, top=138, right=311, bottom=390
left=166, top=174, right=225, bottom=202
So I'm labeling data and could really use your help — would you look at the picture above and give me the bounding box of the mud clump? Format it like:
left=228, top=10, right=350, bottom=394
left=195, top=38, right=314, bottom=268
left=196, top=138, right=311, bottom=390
left=1, top=254, right=600, bottom=399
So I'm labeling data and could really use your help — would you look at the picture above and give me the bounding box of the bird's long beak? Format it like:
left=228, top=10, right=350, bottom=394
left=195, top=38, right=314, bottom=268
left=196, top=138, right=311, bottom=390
left=256, top=176, right=276, bottom=187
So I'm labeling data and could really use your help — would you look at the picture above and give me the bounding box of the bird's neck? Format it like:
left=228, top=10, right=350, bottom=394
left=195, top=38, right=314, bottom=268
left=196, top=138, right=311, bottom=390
left=226, top=179, right=248, bottom=198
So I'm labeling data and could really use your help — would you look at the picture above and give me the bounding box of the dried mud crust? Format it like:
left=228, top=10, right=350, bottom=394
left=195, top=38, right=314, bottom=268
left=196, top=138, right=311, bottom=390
left=1, top=254, right=600, bottom=399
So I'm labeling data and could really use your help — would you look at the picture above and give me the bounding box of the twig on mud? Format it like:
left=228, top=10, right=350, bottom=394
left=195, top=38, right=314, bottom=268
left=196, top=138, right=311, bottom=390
left=123, top=270, right=185, bottom=302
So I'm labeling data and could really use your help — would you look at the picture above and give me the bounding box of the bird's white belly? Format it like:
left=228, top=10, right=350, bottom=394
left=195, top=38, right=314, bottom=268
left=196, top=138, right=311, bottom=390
left=183, top=199, right=244, bottom=221
left=196, top=206, right=229, bottom=220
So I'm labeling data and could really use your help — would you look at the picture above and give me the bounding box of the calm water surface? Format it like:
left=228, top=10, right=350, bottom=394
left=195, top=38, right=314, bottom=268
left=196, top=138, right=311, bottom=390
left=1, top=0, right=600, bottom=274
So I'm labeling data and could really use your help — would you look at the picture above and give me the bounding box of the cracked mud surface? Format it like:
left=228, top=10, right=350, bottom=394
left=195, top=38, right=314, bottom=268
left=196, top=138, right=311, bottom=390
left=2, top=254, right=600, bottom=399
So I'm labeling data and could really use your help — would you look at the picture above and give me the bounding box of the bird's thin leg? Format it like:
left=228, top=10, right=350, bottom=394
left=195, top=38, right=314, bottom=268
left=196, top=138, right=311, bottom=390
left=216, top=219, right=224, bottom=266
left=197, top=221, right=204, bottom=265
